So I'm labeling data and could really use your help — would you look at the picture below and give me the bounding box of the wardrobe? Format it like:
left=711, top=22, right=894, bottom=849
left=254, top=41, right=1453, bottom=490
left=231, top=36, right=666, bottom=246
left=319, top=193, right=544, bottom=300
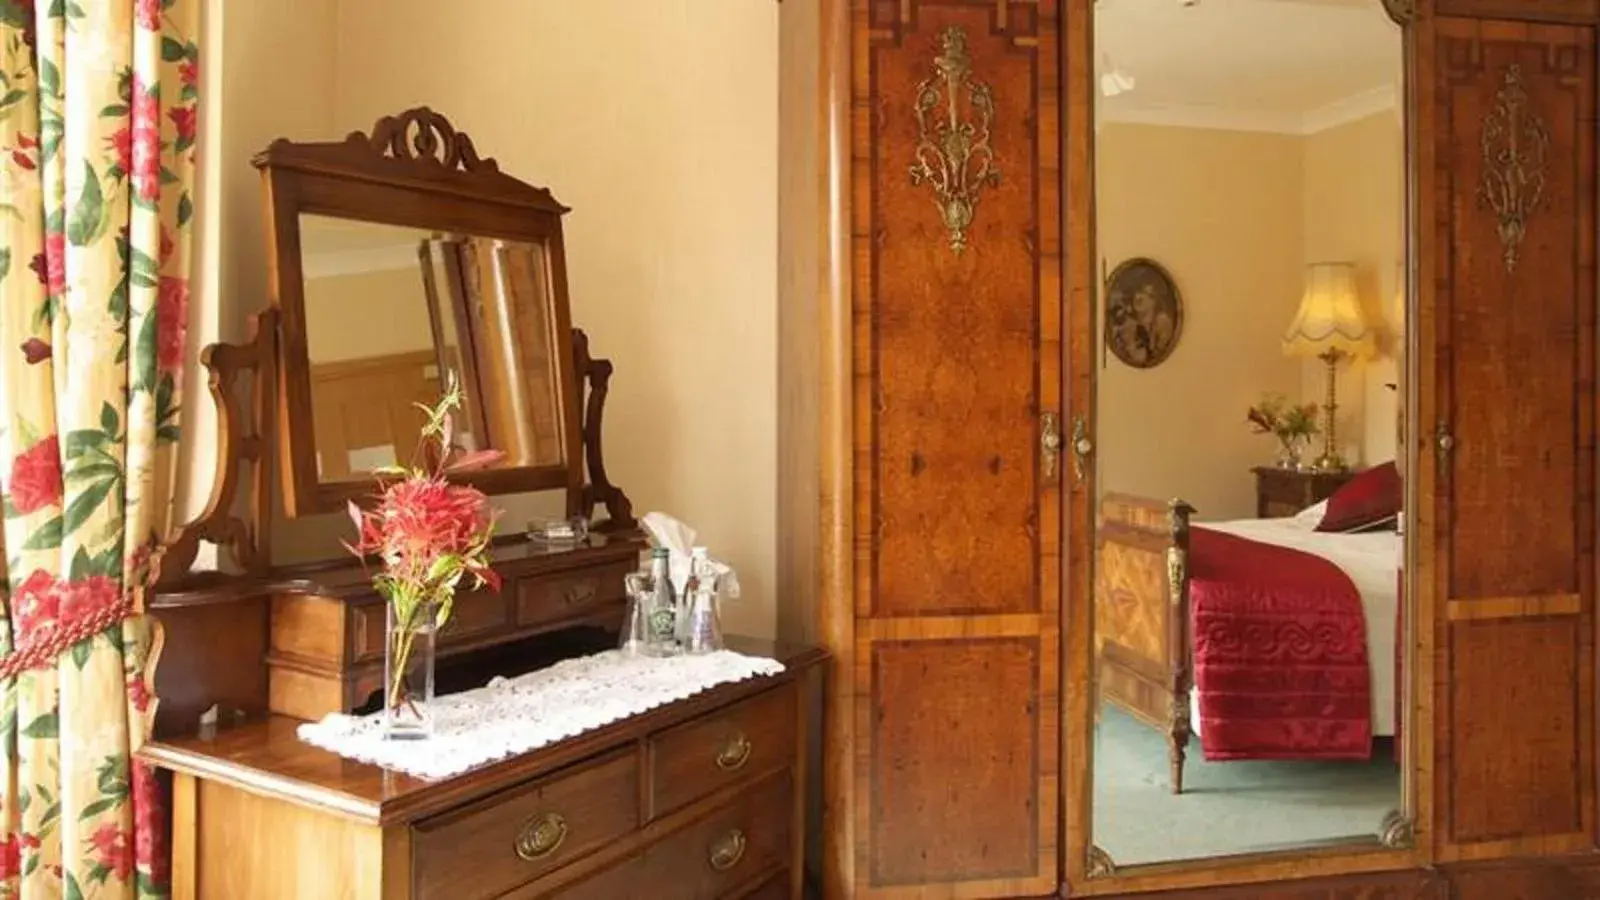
left=777, top=1, right=1600, bottom=897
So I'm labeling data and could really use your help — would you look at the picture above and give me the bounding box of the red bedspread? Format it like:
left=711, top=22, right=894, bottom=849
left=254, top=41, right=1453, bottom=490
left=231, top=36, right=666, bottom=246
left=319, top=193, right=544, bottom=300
left=1189, top=527, right=1372, bottom=761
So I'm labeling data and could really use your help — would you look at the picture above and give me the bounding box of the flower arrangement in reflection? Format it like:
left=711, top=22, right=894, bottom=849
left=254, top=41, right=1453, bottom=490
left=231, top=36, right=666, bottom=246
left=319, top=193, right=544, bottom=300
left=1247, top=392, right=1321, bottom=469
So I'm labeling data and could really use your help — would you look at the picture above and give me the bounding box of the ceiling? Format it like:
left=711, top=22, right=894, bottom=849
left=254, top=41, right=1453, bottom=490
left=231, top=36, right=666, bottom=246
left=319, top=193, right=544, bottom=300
left=300, top=215, right=428, bottom=253
left=1095, top=0, right=1403, bottom=134
left=299, top=215, right=430, bottom=279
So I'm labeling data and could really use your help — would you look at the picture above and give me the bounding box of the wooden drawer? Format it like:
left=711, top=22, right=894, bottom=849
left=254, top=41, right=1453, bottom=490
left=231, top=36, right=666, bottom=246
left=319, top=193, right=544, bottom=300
left=503, top=854, right=648, bottom=899
left=352, top=588, right=510, bottom=663
left=647, top=685, right=797, bottom=819
left=411, top=749, right=639, bottom=900
left=743, top=870, right=792, bottom=899
left=516, top=563, right=630, bottom=628
left=643, top=771, right=793, bottom=900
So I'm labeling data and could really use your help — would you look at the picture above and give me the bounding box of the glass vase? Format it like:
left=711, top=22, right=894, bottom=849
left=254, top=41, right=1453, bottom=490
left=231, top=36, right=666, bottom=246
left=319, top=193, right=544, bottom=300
left=1277, top=441, right=1303, bottom=470
left=383, top=599, right=440, bottom=741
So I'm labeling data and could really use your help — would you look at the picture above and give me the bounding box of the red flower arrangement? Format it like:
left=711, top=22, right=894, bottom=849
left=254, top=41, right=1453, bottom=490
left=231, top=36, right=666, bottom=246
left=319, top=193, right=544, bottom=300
left=345, top=376, right=504, bottom=721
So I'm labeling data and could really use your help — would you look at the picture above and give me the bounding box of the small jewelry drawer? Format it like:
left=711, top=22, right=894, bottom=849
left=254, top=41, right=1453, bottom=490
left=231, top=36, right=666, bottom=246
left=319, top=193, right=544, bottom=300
left=410, top=749, right=639, bottom=900
left=641, top=771, right=793, bottom=900
left=516, top=563, right=630, bottom=628
left=352, top=588, right=510, bottom=663
left=646, top=684, right=797, bottom=820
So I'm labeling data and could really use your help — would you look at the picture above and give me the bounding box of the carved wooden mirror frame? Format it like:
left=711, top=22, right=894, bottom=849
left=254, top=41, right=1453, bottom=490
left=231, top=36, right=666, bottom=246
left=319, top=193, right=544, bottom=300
left=1062, top=0, right=1426, bottom=893
left=255, top=107, right=586, bottom=517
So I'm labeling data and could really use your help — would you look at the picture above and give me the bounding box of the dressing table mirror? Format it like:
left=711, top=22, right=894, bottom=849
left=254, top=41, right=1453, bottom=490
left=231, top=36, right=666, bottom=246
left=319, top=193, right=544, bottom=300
left=259, top=114, right=585, bottom=516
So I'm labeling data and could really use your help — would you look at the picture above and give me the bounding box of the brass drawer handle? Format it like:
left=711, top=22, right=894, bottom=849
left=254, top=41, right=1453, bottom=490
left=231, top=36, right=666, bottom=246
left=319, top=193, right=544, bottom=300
left=562, top=579, right=599, bottom=606
left=513, top=812, right=568, bottom=861
left=708, top=828, right=747, bottom=872
left=715, top=732, right=752, bottom=771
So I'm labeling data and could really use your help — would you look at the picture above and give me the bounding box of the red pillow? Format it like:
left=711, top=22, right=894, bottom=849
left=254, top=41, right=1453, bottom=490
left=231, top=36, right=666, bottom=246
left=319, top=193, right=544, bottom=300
left=1316, top=461, right=1402, bottom=533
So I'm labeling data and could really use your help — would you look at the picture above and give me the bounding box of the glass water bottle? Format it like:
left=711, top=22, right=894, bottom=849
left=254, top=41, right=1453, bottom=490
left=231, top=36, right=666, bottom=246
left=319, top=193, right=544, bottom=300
left=684, top=547, right=723, bottom=654
left=645, top=547, right=680, bottom=656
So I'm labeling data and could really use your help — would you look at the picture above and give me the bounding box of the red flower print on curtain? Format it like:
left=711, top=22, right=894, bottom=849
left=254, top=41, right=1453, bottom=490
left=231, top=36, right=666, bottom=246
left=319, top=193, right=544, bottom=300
left=0, top=0, right=201, bottom=897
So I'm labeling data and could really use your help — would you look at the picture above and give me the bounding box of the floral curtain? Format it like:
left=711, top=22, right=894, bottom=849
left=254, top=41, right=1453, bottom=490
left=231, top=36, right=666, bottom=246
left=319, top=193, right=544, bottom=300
left=0, top=0, right=199, bottom=897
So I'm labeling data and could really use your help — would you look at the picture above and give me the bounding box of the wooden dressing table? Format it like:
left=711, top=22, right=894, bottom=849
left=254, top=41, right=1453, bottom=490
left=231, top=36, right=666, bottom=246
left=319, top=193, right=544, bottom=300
left=141, top=108, right=824, bottom=898
left=144, top=639, right=821, bottom=900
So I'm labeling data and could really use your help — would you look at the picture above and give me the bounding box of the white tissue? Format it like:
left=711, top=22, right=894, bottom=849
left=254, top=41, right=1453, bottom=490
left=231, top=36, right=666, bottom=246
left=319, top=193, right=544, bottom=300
left=639, top=511, right=741, bottom=600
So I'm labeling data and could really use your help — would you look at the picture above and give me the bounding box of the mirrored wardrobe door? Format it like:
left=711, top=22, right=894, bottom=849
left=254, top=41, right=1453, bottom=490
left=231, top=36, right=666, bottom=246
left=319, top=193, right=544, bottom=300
left=1079, top=0, right=1409, bottom=874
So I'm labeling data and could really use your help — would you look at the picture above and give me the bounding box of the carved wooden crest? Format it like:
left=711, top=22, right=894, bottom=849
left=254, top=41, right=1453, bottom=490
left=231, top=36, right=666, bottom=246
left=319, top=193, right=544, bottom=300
left=253, top=106, right=569, bottom=215
left=361, top=107, right=497, bottom=174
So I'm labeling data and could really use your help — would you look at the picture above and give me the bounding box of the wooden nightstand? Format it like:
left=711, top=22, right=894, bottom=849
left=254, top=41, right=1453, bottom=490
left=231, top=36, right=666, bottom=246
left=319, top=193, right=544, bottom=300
left=1253, top=466, right=1358, bottom=518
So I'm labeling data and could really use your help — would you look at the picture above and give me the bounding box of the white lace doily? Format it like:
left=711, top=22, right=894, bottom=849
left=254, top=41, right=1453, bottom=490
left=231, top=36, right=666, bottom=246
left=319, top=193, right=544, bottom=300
left=296, top=649, right=786, bottom=780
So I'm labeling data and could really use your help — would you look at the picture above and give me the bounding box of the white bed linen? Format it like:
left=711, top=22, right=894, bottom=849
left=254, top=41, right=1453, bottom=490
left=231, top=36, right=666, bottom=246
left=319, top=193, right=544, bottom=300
left=1186, top=504, right=1401, bottom=738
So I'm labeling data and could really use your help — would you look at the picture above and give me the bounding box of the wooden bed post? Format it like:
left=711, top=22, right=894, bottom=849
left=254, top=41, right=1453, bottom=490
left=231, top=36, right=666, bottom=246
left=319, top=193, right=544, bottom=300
left=1166, top=499, right=1195, bottom=794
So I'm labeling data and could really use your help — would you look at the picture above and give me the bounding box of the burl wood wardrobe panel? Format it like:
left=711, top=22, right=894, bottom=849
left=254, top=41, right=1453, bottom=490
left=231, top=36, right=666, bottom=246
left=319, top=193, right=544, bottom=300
left=847, top=1, right=1062, bottom=896
left=1430, top=16, right=1597, bottom=858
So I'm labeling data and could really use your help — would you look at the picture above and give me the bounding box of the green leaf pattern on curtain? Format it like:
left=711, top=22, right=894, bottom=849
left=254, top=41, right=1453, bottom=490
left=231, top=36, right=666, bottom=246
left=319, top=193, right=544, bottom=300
left=0, top=0, right=198, bottom=896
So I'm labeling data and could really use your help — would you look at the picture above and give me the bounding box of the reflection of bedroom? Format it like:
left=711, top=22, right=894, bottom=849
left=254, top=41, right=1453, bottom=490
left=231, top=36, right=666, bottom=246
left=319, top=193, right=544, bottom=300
left=1092, top=0, right=1404, bottom=868
left=300, top=217, right=449, bottom=479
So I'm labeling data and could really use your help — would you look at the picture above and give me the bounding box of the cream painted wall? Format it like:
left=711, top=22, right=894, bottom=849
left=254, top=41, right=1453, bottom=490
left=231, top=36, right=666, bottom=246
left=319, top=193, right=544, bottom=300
left=190, top=2, right=780, bottom=639
left=180, top=0, right=340, bottom=532
left=1301, top=110, right=1405, bottom=467
left=328, top=0, right=780, bottom=639
left=1095, top=113, right=1404, bottom=520
left=1096, top=123, right=1306, bottom=521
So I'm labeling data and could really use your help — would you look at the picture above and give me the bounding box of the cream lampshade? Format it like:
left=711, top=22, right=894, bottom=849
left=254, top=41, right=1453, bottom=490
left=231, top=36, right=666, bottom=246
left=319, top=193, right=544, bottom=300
left=1283, top=262, right=1375, bottom=471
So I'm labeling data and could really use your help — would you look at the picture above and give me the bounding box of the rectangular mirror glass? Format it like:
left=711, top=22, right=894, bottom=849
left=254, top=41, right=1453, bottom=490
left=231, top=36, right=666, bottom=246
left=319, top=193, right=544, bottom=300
left=299, top=215, right=571, bottom=483
left=1089, top=0, right=1407, bottom=867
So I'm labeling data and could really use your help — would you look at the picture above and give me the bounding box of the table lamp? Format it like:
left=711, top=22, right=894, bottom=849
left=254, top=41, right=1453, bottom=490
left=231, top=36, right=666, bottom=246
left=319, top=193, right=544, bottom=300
left=1283, top=262, right=1375, bottom=471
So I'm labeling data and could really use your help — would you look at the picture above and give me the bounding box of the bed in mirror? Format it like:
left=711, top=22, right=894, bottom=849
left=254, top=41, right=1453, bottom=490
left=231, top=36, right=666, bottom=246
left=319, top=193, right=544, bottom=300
left=1087, top=0, right=1409, bottom=872
left=256, top=110, right=590, bottom=517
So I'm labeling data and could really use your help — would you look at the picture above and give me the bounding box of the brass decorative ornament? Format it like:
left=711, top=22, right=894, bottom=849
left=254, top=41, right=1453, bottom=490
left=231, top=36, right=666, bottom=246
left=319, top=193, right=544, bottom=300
left=1087, top=844, right=1117, bottom=878
left=1378, top=809, right=1415, bottom=850
left=1477, top=64, right=1550, bottom=273
left=909, top=26, right=1000, bottom=253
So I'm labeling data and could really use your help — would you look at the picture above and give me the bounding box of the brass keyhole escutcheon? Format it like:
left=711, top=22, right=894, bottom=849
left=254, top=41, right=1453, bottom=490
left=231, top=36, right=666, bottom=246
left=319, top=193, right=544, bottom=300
left=716, top=732, right=752, bottom=771
left=708, top=828, right=748, bottom=872
left=1041, top=412, right=1063, bottom=480
left=514, top=812, right=568, bottom=862
left=1071, top=415, right=1093, bottom=485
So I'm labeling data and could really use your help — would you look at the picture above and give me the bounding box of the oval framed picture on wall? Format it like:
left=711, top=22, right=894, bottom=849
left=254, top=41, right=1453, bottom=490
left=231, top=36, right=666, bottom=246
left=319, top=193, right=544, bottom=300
left=1105, top=257, right=1183, bottom=369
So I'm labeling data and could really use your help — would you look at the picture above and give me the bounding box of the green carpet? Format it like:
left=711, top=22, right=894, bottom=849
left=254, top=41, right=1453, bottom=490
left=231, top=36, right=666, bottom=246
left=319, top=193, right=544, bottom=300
left=1092, top=705, right=1400, bottom=865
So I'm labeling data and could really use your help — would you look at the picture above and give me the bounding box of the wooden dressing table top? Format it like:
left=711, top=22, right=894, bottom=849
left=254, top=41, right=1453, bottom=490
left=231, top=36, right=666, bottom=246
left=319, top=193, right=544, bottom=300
left=140, top=637, right=826, bottom=828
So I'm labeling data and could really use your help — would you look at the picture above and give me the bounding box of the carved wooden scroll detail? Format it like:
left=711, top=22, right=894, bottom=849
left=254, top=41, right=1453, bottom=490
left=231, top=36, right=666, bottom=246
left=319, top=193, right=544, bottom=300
left=151, top=309, right=278, bottom=587
left=359, top=106, right=498, bottom=174
left=1380, top=0, right=1417, bottom=25
left=572, top=329, right=636, bottom=533
left=1477, top=64, right=1551, bottom=273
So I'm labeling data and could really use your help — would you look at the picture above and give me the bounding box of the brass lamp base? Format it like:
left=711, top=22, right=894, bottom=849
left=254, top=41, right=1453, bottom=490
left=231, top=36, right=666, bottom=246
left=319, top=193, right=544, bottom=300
left=1314, top=349, right=1347, bottom=472
left=1311, top=452, right=1347, bottom=473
